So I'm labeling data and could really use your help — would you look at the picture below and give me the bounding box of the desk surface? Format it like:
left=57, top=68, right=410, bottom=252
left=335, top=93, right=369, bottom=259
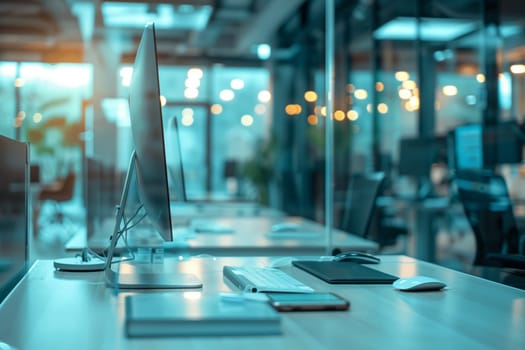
left=0, top=256, right=524, bottom=350
left=68, top=216, right=378, bottom=256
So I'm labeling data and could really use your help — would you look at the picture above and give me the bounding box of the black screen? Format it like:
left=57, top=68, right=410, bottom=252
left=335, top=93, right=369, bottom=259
left=0, top=135, right=29, bottom=301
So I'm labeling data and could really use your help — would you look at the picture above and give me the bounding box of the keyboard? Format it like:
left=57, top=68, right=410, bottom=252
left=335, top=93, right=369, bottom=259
left=223, top=265, right=314, bottom=293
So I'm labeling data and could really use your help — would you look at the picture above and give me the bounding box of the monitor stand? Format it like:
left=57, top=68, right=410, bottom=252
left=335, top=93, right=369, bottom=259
left=54, top=256, right=105, bottom=272
left=105, top=264, right=202, bottom=289
left=53, top=248, right=105, bottom=272
left=104, top=151, right=202, bottom=290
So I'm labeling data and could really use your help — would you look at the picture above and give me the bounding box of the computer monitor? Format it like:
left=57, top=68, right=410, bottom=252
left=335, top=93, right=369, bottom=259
left=398, top=137, right=444, bottom=178
left=0, top=135, right=29, bottom=302
left=449, top=122, right=524, bottom=171
left=452, top=124, right=483, bottom=170
left=482, top=121, right=524, bottom=167
left=103, top=23, right=202, bottom=289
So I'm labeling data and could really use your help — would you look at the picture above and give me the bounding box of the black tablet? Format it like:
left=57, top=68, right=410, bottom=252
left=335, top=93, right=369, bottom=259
left=292, top=260, right=398, bottom=284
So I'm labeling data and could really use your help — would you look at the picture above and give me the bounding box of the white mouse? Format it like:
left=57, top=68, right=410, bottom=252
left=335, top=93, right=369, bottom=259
left=392, top=275, right=446, bottom=292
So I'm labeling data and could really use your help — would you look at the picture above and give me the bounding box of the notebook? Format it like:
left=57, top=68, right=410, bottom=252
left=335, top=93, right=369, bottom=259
left=125, top=293, right=282, bottom=337
left=292, top=260, right=398, bottom=284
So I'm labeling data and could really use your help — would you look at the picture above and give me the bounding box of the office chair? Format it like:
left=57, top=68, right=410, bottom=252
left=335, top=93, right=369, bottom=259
left=36, top=170, right=76, bottom=231
left=334, top=172, right=387, bottom=255
left=453, top=169, right=525, bottom=270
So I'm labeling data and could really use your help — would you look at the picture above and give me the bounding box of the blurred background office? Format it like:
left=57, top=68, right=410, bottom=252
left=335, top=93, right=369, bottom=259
left=1, top=0, right=525, bottom=286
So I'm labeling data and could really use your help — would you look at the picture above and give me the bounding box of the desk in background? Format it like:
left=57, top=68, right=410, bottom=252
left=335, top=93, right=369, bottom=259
left=66, top=216, right=378, bottom=256
left=0, top=255, right=523, bottom=349
left=170, top=201, right=286, bottom=220
left=390, top=196, right=456, bottom=262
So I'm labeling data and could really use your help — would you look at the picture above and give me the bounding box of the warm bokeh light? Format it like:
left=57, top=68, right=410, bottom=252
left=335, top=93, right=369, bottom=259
left=375, top=82, right=384, bottom=92
left=14, top=78, right=25, bottom=88
left=258, top=90, right=271, bottom=103
left=304, top=90, right=318, bottom=103
left=409, top=96, right=420, bottom=107
left=366, top=104, right=372, bottom=113
left=347, top=110, right=359, bottom=121
left=402, top=80, right=416, bottom=90
left=184, top=87, right=199, bottom=99
left=181, top=114, right=194, bottom=126
left=395, top=71, right=410, bottom=81
left=442, top=85, right=458, bottom=96
left=285, top=104, right=302, bottom=115
left=210, top=104, right=223, bottom=115
left=320, top=106, right=327, bottom=117
left=182, top=108, right=194, bottom=118
left=185, top=77, right=201, bottom=88
left=398, top=88, right=412, bottom=100
left=32, top=113, right=42, bottom=123
left=160, top=95, right=167, bottom=106
left=307, top=114, right=318, bottom=125
left=219, top=89, right=235, bottom=101
left=510, top=64, right=525, bottom=74
left=241, top=114, right=254, bottom=126
left=476, top=73, right=486, bottom=83
left=254, top=104, right=266, bottom=115
left=187, top=67, right=203, bottom=79
left=14, top=111, right=25, bottom=127
left=404, top=96, right=420, bottom=111
left=354, top=89, right=368, bottom=100
left=230, top=78, right=245, bottom=90
left=334, top=110, right=345, bottom=121
left=377, top=103, right=389, bottom=114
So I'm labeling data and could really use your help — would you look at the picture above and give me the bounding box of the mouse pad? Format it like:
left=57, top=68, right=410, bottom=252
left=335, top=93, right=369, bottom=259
left=292, top=261, right=398, bottom=284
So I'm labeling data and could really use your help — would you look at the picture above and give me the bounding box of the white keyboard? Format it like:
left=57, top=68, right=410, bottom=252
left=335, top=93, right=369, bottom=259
left=223, top=265, right=314, bottom=293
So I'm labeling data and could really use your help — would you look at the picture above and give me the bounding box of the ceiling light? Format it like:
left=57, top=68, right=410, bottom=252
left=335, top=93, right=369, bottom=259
left=101, top=3, right=212, bottom=30
left=374, top=17, right=476, bottom=41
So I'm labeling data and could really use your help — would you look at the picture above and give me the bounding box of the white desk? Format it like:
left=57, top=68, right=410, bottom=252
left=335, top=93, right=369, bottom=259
left=68, top=216, right=378, bottom=256
left=170, top=201, right=285, bottom=220
left=0, top=256, right=524, bottom=349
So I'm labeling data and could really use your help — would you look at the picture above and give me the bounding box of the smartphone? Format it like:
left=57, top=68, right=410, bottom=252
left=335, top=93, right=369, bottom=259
left=266, top=292, right=350, bottom=311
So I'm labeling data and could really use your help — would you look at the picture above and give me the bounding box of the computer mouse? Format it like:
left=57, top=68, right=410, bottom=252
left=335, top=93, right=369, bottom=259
left=270, top=222, right=301, bottom=233
left=332, top=251, right=380, bottom=264
left=392, top=275, right=446, bottom=292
